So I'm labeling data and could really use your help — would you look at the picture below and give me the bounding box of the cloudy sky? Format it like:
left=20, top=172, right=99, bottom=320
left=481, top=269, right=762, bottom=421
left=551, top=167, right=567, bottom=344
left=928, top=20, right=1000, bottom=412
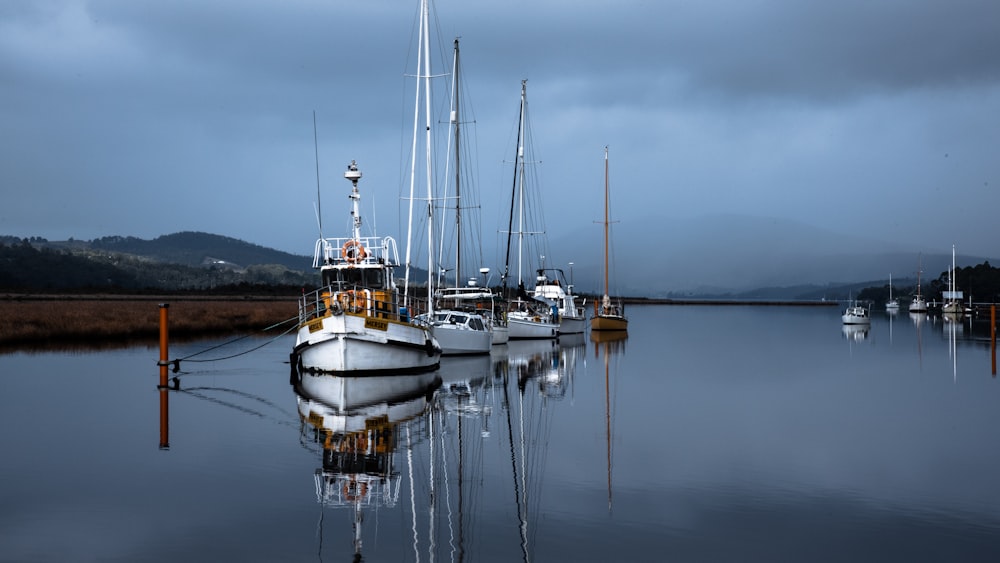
left=2, top=0, right=999, bottom=262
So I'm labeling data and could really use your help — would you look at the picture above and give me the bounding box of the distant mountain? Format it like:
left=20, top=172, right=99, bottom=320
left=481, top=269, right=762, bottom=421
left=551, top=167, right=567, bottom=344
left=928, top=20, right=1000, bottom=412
left=546, top=214, right=997, bottom=297
left=5, top=220, right=995, bottom=297
left=0, top=232, right=427, bottom=292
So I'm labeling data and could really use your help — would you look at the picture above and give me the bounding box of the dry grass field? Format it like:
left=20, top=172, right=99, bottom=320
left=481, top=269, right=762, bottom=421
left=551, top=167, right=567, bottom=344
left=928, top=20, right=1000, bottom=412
left=0, top=296, right=299, bottom=349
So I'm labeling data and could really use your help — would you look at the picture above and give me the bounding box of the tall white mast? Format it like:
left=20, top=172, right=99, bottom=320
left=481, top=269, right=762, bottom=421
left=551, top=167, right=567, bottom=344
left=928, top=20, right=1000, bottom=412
left=516, top=80, right=527, bottom=285
left=403, top=0, right=436, bottom=317
left=421, top=0, right=435, bottom=315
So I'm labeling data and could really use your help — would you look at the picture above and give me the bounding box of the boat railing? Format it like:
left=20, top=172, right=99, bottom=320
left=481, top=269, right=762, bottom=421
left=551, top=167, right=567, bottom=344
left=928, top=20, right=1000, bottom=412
left=298, top=284, right=435, bottom=328
left=312, top=236, right=400, bottom=269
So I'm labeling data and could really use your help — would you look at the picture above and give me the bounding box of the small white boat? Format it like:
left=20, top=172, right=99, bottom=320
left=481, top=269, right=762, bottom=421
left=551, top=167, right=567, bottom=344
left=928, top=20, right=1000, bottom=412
left=909, top=255, right=928, bottom=313
left=533, top=268, right=586, bottom=335
left=293, top=162, right=441, bottom=374
left=942, top=244, right=966, bottom=315
left=507, top=295, right=560, bottom=340
left=885, top=273, right=900, bottom=310
left=842, top=301, right=871, bottom=325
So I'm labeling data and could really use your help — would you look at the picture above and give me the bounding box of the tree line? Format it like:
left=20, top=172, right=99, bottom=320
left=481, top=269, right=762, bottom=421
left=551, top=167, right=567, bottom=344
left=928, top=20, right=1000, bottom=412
left=858, top=261, right=1000, bottom=304
left=0, top=240, right=316, bottom=294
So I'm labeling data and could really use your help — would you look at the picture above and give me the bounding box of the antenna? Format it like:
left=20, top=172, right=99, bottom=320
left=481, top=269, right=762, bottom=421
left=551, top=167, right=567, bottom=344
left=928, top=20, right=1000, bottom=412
left=313, top=111, right=323, bottom=239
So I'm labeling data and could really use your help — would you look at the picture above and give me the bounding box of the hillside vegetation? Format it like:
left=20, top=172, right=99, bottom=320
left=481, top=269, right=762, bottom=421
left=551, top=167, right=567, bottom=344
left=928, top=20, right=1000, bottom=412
left=0, top=232, right=315, bottom=293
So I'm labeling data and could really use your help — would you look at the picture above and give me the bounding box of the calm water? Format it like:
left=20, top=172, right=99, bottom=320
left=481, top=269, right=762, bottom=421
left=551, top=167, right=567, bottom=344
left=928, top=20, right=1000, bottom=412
left=2, top=305, right=999, bottom=562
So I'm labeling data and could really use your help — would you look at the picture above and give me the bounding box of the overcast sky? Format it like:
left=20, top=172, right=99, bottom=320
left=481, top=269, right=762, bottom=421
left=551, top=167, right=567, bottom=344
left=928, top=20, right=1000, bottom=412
left=2, top=0, right=999, bottom=260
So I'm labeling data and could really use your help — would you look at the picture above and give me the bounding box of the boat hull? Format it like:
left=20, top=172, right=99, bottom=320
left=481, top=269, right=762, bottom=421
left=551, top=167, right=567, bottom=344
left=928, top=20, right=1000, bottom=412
left=591, top=315, right=628, bottom=331
left=841, top=309, right=871, bottom=325
left=507, top=315, right=558, bottom=339
left=491, top=325, right=510, bottom=345
left=294, top=313, right=440, bottom=374
left=432, top=324, right=493, bottom=355
left=557, top=314, right=587, bottom=335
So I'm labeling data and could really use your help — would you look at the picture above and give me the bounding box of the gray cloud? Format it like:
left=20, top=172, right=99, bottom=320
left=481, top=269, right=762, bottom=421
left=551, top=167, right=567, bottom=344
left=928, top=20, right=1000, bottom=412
left=2, top=0, right=998, bottom=273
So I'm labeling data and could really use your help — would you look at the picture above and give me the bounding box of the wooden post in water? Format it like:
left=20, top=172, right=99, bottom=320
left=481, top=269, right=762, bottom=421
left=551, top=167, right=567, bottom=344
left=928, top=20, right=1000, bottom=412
left=158, top=303, right=170, bottom=449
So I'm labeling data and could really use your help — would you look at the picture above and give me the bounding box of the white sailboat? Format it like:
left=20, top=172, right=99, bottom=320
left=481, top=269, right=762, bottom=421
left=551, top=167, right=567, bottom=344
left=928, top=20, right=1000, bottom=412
left=411, top=33, right=492, bottom=355
left=501, top=80, right=559, bottom=340
left=293, top=161, right=441, bottom=374
left=942, top=244, right=965, bottom=315
left=885, top=273, right=900, bottom=311
left=842, top=299, right=871, bottom=325
left=909, top=255, right=928, bottom=313
left=590, top=147, right=628, bottom=332
left=414, top=33, right=494, bottom=355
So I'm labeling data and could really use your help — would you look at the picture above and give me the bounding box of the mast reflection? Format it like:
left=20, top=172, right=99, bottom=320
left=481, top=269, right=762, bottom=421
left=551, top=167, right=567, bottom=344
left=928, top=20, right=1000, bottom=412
left=591, top=330, right=627, bottom=513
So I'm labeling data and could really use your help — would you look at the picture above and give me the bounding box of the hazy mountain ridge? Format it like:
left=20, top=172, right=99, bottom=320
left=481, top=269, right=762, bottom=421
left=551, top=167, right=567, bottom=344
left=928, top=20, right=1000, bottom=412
left=4, top=216, right=996, bottom=297
left=545, top=214, right=995, bottom=297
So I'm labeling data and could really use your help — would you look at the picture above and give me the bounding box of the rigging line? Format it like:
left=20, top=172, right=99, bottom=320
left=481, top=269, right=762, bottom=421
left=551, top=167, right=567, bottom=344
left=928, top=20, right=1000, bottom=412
left=180, top=385, right=298, bottom=420
left=174, top=322, right=298, bottom=365
left=177, top=388, right=299, bottom=426
left=173, top=314, right=299, bottom=361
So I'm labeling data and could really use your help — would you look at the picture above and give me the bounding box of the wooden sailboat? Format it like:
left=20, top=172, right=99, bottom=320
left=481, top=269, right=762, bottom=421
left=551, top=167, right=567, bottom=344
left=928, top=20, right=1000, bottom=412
left=590, top=147, right=628, bottom=332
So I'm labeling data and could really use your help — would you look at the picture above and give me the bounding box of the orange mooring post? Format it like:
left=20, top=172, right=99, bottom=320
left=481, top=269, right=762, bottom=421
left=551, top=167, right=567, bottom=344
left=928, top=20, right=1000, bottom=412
left=158, top=303, right=169, bottom=388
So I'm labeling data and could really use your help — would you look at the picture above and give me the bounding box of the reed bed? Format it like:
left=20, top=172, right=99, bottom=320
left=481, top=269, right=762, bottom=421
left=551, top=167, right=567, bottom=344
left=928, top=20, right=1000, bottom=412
left=0, top=297, right=299, bottom=349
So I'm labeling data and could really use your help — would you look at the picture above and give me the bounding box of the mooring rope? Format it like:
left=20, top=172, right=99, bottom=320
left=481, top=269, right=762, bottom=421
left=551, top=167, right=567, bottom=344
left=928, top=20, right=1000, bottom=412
left=170, top=314, right=299, bottom=367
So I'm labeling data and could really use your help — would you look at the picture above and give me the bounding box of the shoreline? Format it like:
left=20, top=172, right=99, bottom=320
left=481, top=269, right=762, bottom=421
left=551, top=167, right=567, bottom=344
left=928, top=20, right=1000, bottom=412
left=0, top=294, right=837, bottom=351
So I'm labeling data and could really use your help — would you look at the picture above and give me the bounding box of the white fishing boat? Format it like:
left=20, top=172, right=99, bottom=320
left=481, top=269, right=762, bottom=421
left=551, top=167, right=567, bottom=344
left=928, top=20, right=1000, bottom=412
left=885, top=273, right=900, bottom=311
left=842, top=300, right=871, bottom=325
left=909, top=255, right=928, bottom=313
left=500, top=80, right=559, bottom=340
left=293, top=162, right=441, bottom=374
left=590, top=147, right=628, bottom=332
left=420, top=38, right=495, bottom=355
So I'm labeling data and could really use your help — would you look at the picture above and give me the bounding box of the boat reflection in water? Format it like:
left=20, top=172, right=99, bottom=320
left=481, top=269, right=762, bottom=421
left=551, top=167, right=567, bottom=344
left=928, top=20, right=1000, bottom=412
left=507, top=333, right=585, bottom=399
left=292, top=368, right=441, bottom=560
left=291, top=332, right=587, bottom=561
left=841, top=323, right=869, bottom=342
left=591, top=329, right=627, bottom=512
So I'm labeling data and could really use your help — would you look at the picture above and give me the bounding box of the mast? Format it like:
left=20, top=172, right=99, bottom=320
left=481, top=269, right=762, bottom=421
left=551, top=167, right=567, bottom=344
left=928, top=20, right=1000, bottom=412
left=403, top=0, right=435, bottom=316
left=602, top=146, right=610, bottom=303
left=516, top=80, right=528, bottom=286
left=501, top=81, right=526, bottom=295
left=452, top=39, right=462, bottom=290
left=421, top=0, right=435, bottom=315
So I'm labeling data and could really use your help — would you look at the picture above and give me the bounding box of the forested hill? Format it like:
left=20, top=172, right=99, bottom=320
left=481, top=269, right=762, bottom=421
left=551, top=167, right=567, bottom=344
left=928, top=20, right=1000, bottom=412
left=0, top=232, right=316, bottom=292
left=88, top=232, right=310, bottom=270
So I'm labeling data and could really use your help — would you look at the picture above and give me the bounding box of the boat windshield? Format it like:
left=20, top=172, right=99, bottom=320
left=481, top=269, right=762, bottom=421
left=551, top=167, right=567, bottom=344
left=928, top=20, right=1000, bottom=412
left=322, top=267, right=388, bottom=290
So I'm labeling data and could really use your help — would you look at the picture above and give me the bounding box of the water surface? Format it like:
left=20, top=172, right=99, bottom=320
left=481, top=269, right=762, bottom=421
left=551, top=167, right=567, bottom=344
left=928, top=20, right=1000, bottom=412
left=1, top=305, right=998, bottom=562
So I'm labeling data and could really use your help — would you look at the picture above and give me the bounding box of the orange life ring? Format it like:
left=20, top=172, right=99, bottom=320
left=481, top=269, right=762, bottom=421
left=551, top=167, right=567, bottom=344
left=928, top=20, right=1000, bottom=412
left=341, top=290, right=367, bottom=314
left=343, top=481, right=368, bottom=501
left=342, top=240, right=367, bottom=263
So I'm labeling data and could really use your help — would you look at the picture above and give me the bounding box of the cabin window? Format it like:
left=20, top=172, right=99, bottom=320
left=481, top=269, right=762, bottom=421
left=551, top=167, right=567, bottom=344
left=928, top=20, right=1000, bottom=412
left=323, top=268, right=387, bottom=289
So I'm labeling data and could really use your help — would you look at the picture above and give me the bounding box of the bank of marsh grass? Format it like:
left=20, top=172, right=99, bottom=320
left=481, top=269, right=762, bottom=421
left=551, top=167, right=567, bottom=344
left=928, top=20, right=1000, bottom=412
left=0, top=297, right=298, bottom=348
